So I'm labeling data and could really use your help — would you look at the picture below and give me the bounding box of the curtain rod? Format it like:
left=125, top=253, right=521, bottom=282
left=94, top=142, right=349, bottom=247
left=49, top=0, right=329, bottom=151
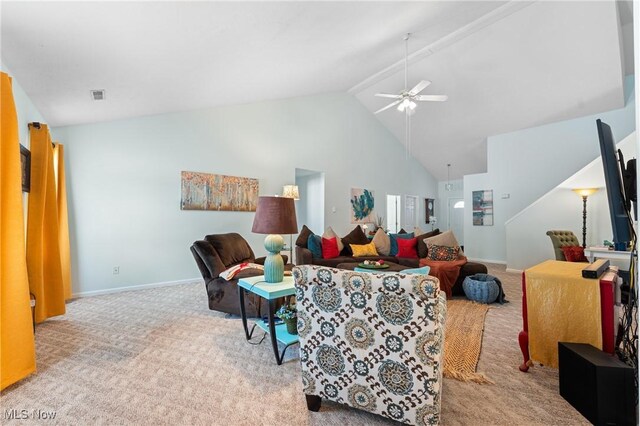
left=28, top=122, right=56, bottom=147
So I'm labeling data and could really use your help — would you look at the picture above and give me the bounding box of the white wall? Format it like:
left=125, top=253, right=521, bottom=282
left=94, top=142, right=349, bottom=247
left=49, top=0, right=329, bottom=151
left=464, top=76, right=635, bottom=263
left=2, top=64, right=46, bottom=148
left=505, top=131, right=636, bottom=271
left=52, top=93, right=438, bottom=294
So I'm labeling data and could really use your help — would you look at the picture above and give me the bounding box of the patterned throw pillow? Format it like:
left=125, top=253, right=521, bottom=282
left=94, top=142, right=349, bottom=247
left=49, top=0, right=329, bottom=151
left=322, top=237, right=340, bottom=259
left=426, top=243, right=460, bottom=261
left=350, top=242, right=378, bottom=257
left=396, top=237, right=418, bottom=258
left=424, top=230, right=464, bottom=257
left=561, top=246, right=588, bottom=262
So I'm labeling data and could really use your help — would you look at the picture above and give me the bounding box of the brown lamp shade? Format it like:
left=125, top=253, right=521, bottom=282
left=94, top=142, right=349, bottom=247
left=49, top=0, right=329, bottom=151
left=252, top=196, right=298, bottom=235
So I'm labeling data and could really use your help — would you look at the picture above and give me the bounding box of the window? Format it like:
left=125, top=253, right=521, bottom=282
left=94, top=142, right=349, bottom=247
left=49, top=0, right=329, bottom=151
left=454, top=201, right=464, bottom=209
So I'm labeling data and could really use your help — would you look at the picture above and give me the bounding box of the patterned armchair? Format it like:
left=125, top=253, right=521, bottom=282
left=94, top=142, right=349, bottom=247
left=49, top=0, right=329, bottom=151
left=293, top=265, right=447, bottom=425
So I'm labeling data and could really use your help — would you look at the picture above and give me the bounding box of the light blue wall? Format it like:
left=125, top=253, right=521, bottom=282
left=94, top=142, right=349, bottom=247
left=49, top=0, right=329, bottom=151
left=464, top=76, right=636, bottom=263
left=53, top=93, right=438, bottom=294
left=1, top=63, right=46, bottom=147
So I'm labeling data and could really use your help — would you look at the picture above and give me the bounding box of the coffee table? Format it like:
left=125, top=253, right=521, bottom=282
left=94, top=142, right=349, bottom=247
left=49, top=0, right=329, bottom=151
left=336, top=261, right=408, bottom=272
left=237, top=275, right=298, bottom=365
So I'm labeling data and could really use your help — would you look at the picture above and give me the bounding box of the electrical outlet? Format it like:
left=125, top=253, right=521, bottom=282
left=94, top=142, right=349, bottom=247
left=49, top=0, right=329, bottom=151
left=113, top=266, right=119, bottom=275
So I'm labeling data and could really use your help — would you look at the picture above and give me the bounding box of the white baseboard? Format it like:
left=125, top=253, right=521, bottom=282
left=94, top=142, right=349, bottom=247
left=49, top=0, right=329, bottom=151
left=505, top=268, right=524, bottom=274
left=71, top=277, right=203, bottom=299
left=466, top=257, right=507, bottom=265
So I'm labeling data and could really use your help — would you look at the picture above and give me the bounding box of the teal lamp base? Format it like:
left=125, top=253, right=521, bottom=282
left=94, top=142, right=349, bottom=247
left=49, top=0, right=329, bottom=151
left=263, top=234, right=285, bottom=283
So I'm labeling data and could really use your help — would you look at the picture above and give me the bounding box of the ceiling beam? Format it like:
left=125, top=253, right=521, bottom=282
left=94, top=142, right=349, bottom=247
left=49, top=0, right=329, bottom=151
left=347, top=0, right=536, bottom=95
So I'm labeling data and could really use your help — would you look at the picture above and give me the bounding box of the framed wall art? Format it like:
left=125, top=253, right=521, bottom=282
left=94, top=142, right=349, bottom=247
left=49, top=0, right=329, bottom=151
left=20, top=144, right=31, bottom=193
left=350, top=188, right=375, bottom=223
left=472, top=190, right=493, bottom=226
left=180, top=171, right=259, bottom=211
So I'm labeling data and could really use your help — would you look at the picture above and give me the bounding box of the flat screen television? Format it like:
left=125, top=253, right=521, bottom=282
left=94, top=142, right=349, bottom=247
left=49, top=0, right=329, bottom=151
left=596, top=119, right=633, bottom=245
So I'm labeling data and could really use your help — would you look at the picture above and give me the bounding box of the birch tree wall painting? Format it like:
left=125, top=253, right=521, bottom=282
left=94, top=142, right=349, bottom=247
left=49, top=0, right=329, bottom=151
left=181, top=171, right=259, bottom=211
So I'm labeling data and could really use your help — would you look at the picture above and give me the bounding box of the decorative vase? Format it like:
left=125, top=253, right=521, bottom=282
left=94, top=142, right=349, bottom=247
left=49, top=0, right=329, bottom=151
left=285, top=318, right=297, bottom=335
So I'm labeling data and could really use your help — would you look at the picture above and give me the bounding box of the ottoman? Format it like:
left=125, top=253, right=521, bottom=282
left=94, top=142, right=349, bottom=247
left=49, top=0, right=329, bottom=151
left=463, top=273, right=500, bottom=304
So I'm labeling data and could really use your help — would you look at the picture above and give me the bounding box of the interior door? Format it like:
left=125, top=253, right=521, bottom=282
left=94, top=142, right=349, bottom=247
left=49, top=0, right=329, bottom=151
left=405, top=195, right=418, bottom=231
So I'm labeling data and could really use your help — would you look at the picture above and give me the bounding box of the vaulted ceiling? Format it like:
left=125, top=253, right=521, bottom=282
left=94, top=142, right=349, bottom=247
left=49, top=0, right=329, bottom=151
left=1, top=1, right=633, bottom=180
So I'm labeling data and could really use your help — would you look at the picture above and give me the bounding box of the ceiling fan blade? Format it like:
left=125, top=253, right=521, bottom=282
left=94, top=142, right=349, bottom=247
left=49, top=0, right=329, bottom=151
left=415, top=95, right=448, bottom=102
left=374, top=99, right=402, bottom=114
left=408, top=80, right=431, bottom=96
left=375, top=93, right=402, bottom=99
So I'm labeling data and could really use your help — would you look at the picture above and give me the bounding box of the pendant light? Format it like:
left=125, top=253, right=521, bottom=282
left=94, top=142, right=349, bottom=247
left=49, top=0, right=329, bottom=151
left=445, top=164, right=453, bottom=191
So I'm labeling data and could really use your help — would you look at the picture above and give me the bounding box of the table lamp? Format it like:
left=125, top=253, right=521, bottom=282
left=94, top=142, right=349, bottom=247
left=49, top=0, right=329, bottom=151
left=252, top=196, right=298, bottom=283
left=573, top=188, right=599, bottom=248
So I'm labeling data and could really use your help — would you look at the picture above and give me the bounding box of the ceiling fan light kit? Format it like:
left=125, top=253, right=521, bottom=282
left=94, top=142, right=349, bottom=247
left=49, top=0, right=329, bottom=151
left=374, top=33, right=448, bottom=115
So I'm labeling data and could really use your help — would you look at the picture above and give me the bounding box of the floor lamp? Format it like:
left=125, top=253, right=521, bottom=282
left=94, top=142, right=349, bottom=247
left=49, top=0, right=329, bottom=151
left=573, top=188, right=598, bottom=248
left=282, top=185, right=300, bottom=264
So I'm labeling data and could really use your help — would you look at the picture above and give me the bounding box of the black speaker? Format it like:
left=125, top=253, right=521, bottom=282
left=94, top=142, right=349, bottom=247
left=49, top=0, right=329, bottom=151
left=558, top=342, right=636, bottom=425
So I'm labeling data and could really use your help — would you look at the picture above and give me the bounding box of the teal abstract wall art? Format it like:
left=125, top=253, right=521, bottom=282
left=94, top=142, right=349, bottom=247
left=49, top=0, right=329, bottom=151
left=350, top=188, right=375, bottom=223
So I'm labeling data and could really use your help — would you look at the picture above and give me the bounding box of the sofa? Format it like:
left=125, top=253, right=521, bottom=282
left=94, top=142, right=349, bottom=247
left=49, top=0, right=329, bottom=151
left=294, top=264, right=446, bottom=425
left=296, top=226, right=486, bottom=296
left=190, top=233, right=290, bottom=317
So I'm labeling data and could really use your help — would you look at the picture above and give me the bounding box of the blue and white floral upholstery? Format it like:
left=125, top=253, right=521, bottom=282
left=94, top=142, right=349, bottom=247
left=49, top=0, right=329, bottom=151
left=293, top=265, right=447, bottom=425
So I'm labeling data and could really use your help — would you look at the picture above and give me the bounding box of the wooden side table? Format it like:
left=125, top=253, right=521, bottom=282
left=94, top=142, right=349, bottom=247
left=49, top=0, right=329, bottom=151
left=237, top=275, right=298, bottom=365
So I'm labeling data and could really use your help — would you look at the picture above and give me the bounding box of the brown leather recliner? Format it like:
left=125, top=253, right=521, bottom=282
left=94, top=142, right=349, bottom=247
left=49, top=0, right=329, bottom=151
left=191, top=233, right=289, bottom=317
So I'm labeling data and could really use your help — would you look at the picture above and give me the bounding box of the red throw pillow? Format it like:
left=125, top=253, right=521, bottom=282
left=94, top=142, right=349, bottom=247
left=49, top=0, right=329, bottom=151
left=322, top=237, right=340, bottom=259
left=396, top=237, right=418, bottom=258
left=561, top=246, right=588, bottom=262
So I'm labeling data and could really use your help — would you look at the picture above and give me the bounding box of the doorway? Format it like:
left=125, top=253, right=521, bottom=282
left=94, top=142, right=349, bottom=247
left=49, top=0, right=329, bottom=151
left=295, top=169, right=325, bottom=234
left=448, top=198, right=464, bottom=245
left=387, top=195, right=401, bottom=233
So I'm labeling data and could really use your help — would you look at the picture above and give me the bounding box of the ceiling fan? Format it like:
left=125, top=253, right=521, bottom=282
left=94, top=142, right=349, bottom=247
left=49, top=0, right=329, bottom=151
left=375, top=33, right=448, bottom=115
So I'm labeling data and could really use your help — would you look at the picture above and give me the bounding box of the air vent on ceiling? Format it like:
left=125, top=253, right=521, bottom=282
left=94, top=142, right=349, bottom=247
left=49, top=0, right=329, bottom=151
left=90, top=90, right=105, bottom=101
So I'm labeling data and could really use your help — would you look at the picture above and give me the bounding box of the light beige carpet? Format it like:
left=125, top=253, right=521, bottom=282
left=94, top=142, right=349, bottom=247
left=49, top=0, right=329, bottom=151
left=1, top=264, right=589, bottom=425
left=443, top=300, right=491, bottom=384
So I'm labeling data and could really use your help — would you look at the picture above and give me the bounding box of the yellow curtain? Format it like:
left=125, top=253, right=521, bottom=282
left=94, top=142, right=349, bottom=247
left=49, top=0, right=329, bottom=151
left=27, top=124, right=66, bottom=322
left=0, top=71, right=36, bottom=389
left=53, top=144, right=72, bottom=300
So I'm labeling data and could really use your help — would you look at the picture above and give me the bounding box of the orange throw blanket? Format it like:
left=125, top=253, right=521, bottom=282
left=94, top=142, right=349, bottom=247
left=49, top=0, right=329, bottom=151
left=420, top=256, right=468, bottom=298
